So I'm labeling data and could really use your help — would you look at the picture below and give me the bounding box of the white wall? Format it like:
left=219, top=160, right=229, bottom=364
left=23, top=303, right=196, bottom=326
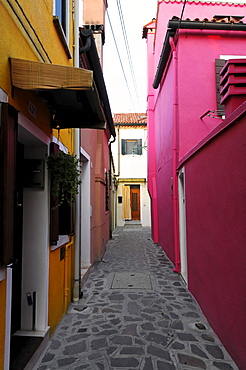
left=112, top=125, right=151, bottom=226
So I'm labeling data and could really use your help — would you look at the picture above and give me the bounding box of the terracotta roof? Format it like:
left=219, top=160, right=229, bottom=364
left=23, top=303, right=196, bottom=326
left=113, top=113, right=147, bottom=124
left=159, top=0, right=245, bottom=6
left=142, top=19, right=156, bottom=39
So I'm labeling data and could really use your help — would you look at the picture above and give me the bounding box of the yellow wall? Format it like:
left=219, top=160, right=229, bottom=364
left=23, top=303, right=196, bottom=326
left=0, top=0, right=75, bottom=137
left=0, top=0, right=76, bottom=359
left=0, top=280, right=6, bottom=370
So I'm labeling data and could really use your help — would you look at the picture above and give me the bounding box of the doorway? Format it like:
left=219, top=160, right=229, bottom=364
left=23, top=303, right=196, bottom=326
left=178, top=168, right=188, bottom=284
left=11, top=143, right=24, bottom=336
left=130, top=185, right=140, bottom=220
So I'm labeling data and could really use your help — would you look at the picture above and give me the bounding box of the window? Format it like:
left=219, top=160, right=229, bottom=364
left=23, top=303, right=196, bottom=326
left=121, top=139, right=142, bottom=155
left=55, top=0, right=68, bottom=35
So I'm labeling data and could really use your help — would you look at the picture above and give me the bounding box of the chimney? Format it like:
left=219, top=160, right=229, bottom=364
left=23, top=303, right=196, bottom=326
left=220, top=59, right=246, bottom=117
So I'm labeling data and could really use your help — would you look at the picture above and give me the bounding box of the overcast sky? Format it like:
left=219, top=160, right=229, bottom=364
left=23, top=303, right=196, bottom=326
left=103, top=0, right=245, bottom=115
left=103, top=0, right=157, bottom=114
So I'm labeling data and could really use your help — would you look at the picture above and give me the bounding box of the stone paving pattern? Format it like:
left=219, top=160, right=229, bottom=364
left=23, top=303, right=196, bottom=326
left=36, top=226, right=238, bottom=369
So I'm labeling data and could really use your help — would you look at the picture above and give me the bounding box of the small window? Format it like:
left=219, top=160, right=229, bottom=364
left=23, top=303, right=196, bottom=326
left=55, top=0, right=68, bottom=36
left=121, top=139, right=142, bottom=155
left=118, top=196, right=122, bottom=203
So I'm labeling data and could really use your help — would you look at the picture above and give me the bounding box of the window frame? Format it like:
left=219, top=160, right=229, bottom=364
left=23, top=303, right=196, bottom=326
left=54, top=0, right=70, bottom=41
left=121, top=139, right=142, bottom=155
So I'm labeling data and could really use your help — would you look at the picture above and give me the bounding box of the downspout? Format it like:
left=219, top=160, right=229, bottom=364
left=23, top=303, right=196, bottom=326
left=117, top=125, right=120, bottom=177
left=73, top=0, right=81, bottom=302
left=170, top=37, right=181, bottom=273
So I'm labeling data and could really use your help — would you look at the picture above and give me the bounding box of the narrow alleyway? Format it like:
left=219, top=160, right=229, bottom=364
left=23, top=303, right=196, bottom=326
left=35, top=225, right=237, bottom=370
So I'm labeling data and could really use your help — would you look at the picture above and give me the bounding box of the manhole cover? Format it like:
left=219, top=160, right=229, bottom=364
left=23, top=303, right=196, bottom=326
left=111, top=272, right=153, bottom=290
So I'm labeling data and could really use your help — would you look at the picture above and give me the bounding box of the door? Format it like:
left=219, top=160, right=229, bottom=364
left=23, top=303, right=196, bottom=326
left=179, top=168, right=188, bottom=284
left=11, top=142, right=24, bottom=335
left=130, top=186, right=140, bottom=220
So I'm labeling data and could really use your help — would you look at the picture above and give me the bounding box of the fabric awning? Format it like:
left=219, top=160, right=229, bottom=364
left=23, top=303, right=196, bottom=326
left=10, top=58, right=106, bottom=130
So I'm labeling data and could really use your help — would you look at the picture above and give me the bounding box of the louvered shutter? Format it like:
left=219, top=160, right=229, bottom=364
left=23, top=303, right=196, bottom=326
left=137, top=139, right=142, bottom=155
left=215, top=59, right=226, bottom=116
left=50, top=143, right=60, bottom=245
left=121, top=139, right=125, bottom=155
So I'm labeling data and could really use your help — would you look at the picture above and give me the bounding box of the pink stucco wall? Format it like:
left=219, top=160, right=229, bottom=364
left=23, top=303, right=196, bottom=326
left=146, top=1, right=246, bottom=366
left=182, top=106, right=246, bottom=369
left=147, top=0, right=246, bottom=260
left=82, top=129, right=110, bottom=262
left=178, top=29, right=246, bottom=159
left=146, top=27, right=159, bottom=243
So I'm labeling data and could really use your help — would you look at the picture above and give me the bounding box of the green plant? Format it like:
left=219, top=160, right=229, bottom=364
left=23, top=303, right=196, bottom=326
left=46, top=152, right=82, bottom=209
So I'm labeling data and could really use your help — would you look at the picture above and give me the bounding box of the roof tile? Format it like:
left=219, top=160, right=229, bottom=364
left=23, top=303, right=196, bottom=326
left=113, top=113, right=147, bottom=124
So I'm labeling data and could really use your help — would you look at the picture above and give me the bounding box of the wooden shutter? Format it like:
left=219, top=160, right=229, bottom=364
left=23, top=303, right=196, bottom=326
left=0, top=103, right=18, bottom=266
left=137, top=139, right=142, bottom=155
left=121, top=139, right=125, bottom=155
left=215, top=59, right=226, bottom=116
left=50, top=143, right=60, bottom=245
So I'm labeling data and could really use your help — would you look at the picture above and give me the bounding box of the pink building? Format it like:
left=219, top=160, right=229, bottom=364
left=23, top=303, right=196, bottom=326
left=144, top=1, right=246, bottom=368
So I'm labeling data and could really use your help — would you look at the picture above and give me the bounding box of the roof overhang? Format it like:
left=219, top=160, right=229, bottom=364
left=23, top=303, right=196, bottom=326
left=79, top=29, right=116, bottom=137
left=10, top=57, right=106, bottom=130
left=153, top=19, right=246, bottom=89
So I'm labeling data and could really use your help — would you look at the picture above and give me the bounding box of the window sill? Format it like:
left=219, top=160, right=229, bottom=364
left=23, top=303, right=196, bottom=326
left=53, top=16, right=72, bottom=59
left=51, top=235, right=69, bottom=251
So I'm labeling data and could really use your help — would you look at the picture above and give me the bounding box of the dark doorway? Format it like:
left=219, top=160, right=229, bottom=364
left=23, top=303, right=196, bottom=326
left=11, top=142, right=24, bottom=335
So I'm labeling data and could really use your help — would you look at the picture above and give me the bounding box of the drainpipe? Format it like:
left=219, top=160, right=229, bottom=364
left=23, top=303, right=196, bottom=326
left=117, top=125, right=120, bottom=177
left=73, top=0, right=81, bottom=302
left=170, top=37, right=181, bottom=273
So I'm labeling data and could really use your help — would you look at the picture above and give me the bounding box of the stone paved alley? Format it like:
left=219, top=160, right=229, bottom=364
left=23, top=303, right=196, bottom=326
left=35, top=225, right=238, bottom=369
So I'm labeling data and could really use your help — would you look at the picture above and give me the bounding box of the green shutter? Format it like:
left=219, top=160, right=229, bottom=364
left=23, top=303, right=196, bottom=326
left=137, top=139, right=142, bottom=155
left=121, top=139, right=125, bottom=155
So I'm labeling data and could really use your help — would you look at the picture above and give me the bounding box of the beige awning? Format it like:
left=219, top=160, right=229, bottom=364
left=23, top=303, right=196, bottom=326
left=10, top=58, right=93, bottom=90
left=10, top=58, right=106, bottom=130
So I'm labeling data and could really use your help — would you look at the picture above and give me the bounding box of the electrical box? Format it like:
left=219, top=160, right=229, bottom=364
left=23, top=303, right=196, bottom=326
left=23, top=159, right=45, bottom=189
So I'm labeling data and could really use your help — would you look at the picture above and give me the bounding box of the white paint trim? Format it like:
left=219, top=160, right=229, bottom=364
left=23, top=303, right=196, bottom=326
left=18, top=113, right=51, bottom=145
left=80, top=153, right=91, bottom=269
left=52, top=135, right=68, bottom=153
left=4, top=266, right=12, bottom=370
left=178, top=167, right=188, bottom=285
left=220, top=55, right=246, bottom=60
left=80, top=146, right=90, bottom=161
left=51, top=235, right=70, bottom=251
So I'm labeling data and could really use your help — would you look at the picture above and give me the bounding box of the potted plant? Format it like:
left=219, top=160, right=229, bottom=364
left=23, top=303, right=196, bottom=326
left=46, top=152, right=82, bottom=209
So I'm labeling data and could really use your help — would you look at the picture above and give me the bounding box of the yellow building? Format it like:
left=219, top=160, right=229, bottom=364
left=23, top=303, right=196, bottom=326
left=0, top=0, right=115, bottom=368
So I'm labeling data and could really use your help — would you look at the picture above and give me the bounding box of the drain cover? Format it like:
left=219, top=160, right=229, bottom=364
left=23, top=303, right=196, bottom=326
left=111, top=272, right=153, bottom=290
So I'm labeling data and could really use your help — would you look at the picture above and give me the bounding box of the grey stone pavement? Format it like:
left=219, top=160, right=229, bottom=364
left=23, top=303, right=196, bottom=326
left=35, top=225, right=238, bottom=370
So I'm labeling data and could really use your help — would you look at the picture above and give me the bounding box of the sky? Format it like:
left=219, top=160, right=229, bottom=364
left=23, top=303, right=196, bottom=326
left=103, top=0, right=245, bottom=115
left=103, top=0, right=157, bottom=114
